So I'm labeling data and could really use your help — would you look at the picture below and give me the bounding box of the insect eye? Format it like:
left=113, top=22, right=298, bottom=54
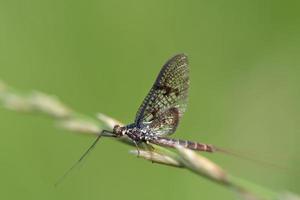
left=113, top=125, right=121, bottom=134
left=113, top=125, right=127, bottom=137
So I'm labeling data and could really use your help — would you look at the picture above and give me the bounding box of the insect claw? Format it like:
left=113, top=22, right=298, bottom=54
left=137, top=149, right=140, bottom=157
left=132, top=140, right=140, bottom=157
left=143, top=142, right=155, bottom=162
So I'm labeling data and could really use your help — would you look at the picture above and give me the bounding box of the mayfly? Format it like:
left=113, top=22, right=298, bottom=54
left=56, top=54, right=263, bottom=185
left=98, top=54, right=215, bottom=154
left=110, top=54, right=216, bottom=152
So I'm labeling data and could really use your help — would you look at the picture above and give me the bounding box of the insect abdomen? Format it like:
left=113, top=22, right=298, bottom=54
left=151, top=137, right=215, bottom=153
left=186, top=140, right=215, bottom=152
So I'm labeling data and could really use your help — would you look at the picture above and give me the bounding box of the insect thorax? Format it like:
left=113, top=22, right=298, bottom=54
left=113, top=124, right=156, bottom=143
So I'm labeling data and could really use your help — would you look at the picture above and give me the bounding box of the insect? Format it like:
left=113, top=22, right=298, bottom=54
left=57, top=54, right=217, bottom=185
left=111, top=53, right=215, bottom=153
left=56, top=54, right=281, bottom=185
left=84, top=54, right=216, bottom=158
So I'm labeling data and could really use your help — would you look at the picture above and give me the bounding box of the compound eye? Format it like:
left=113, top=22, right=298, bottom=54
left=113, top=125, right=124, bottom=136
left=113, top=125, right=120, bottom=133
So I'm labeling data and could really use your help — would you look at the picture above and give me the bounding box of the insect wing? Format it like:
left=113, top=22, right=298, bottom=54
left=146, top=107, right=180, bottom=135
left=135, top=54, right=189, bottom=135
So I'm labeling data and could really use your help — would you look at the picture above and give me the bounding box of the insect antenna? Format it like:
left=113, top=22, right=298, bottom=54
left=55, top=130, right=115, bottom=186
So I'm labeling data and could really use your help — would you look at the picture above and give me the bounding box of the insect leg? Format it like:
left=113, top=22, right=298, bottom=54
left=132, top=140, right=140, bottom=157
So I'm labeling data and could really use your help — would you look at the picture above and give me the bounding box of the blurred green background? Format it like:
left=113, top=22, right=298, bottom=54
left=0, top=0, right=299, bottom=199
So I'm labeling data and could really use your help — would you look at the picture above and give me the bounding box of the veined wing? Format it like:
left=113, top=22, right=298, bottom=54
left=135, top=54, right=189, bottom=135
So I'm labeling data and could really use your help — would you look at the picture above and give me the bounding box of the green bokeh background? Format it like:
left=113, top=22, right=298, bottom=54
left=0, top=0, right=299, bottom=199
